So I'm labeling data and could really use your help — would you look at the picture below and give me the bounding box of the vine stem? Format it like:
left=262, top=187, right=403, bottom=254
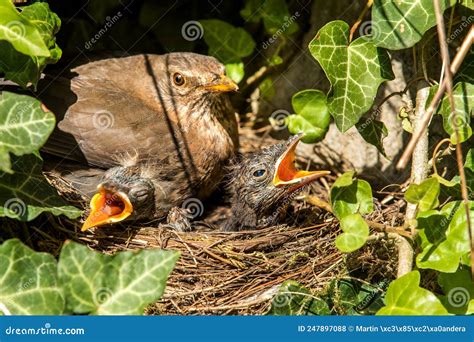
left=400, top=81, right=431, bottom=278
left=397, top=26, right=474, bottom=170
left=433, top=0, right=473, bottom=279
left=304, top=195, right=411, bottom=238
left=349, top=0, right=374, bottom=41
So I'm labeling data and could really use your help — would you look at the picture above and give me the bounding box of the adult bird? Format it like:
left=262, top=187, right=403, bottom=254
left=224, top=134, right=330, bottom=231
left=40, top=52, right=239, bottom=231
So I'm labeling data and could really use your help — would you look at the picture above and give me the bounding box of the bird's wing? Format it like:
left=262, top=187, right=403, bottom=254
left=41, top=73, right=182, bottom=170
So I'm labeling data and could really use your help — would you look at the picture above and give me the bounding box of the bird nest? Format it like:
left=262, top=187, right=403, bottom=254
left=3, top=129, right=402, bottom=315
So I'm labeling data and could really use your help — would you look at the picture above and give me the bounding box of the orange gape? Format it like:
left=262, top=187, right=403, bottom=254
left=81, top=186, right=133, bottom=231
left=273, top=134, right=330, bottom=187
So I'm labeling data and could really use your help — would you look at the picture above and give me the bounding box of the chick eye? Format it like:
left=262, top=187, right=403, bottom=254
left=252, top=169, right=267, bottom=180
left=173, top=73, right=185, bottom=86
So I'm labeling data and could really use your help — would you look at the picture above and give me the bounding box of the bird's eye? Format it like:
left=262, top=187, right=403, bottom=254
left=173, top=73, right=185, bottom=86
left=252, top=169, right=267, bottom=180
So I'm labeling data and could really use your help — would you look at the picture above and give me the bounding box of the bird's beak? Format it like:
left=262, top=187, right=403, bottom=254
left=202, top=74, right=239, bottom=93
left=81, top=185, right=133, bottom=231
left=273, top=134, right=330, bottom=187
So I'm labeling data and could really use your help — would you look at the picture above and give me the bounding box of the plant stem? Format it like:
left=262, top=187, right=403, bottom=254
left=396, top=26, right=474, bottom=169
left=349, top=0, right=374, bottom=41
left=304, top=195, right=411, bottom=238
left=433, top=0, right=473, bottom=279
left=400, top=80, right=431, bottom=278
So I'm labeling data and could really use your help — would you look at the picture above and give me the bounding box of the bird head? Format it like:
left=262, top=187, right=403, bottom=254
left=228, top=134, right=330, bottom=224
left=81, top=169, right=155, bottom=231
left=157, top=53, right=238, bottom=98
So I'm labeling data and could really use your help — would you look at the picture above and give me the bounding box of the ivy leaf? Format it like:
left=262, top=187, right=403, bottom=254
left=371, top=0, right=454, bottom=50
left=58, top=241, right=179, bottom=315
left=0, top=0, right=49, bottom=56
left=416, top=201, right=473, bottom=272
left=259, top=77, right=276, bottom=99
left=268, top=280, right=330, bottom=315
left=335, top=213, right=369, bottom=252
left=377, top=271, right=448, bottom=315
left=326, top=278, right=388, bottom=315
left=0, top=154, right=83, bottom=221
left=330, top=171, right=374, bottom=219
left=0, top=239, right=64, bottom=315
left=0, top=2, right=61, bottom=88
left=356, top=118, right=388, bottom=156
left=405, top=177, right=440, bottom=212
left=200, top=19, right=255, bottom=64
left=287, top=89, right=331, bottom=143
left=438, top=82, right=473, bottom=144
left=225, top=62, right=245, bottom=84
left=309, top=20, right=394, bottom=132
left=0, top=92, right=55, bottom=173
left=438, top=265, right=473, bottom=314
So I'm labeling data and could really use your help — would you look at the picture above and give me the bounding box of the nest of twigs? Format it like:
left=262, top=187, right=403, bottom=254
left=1, top=128, right=404, bottom=315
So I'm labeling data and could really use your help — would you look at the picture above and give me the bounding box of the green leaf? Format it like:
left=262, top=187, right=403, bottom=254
left=438, top=265, right=473, bottom=314
left=58, top=241, right=179, bottom=315
left=259, top=77, right=276, bottom=99
left=335, top=213, right=369, bottom=252
left=0, top=92, right=55, bottom=173
left=268, top=280, right=330, bottom=315
left=0, top=0, right=49, bottom=56
left=225, top=62, right=245, bottom=84
left=0, top=239, right=64, bottom=315
left=241, top=0, right=299, bottom=35
left=287, top=89, right=330, bottom=143
left=327, top=278, right=388, bottom=315
left=356, top=118, right=388, bottom=156
left=371, top=0, right=454, bottom=50
left=330, top=171, right=374, bottom=219
left=309, top=21, right=394, bottom=132
left=405, top=177, right=440, bottom=212
left=0, top=154, right=82, bottom=221
left=377, top=271, right=449, bottom=315
left=438, top=82, right=473, bottom=143
left=200, top=19, right=255, bottom=64
left=0, top=2, right=61, bottom=88
left=416, top=201, right=473, bottom=272
left=465, top=149, right=474, bottom=172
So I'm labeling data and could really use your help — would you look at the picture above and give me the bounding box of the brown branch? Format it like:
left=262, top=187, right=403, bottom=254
left=349, top=0, right=374, bottom=41
left=433, top=0, right=473, bottom=278
left=396, top=26, right=474, bottom=170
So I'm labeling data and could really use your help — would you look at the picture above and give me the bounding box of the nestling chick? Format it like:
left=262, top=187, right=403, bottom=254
left=39, top=52, right=239, bottom=231
left=224, top=134, right=330, bottom=231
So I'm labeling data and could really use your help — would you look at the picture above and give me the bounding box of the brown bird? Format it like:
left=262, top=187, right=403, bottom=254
left=39, top=52, right=239, bottom=231
left=224, top=134, right=330, bottom=231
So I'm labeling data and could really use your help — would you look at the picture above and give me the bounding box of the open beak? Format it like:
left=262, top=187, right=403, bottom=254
left=273, top=134, right=330, bottom=188
left=202, top=74, right=238, bottom=93
left=81, top=185, right=133, bottom=231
